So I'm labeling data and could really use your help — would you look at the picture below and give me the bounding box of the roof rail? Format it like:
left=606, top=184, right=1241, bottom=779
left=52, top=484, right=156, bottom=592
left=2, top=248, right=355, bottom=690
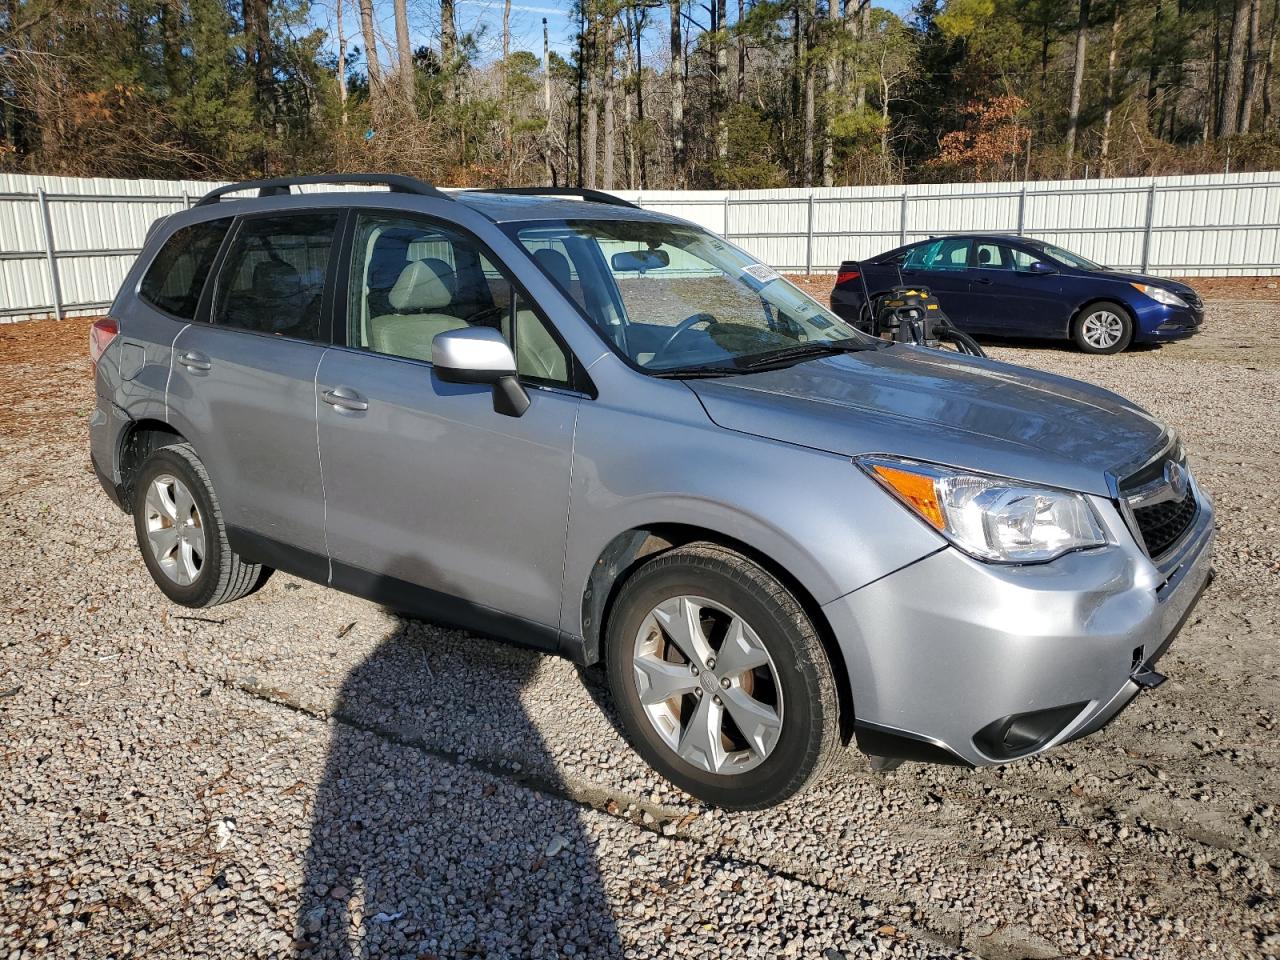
left=464, top=186, right=640, bottom=209
left=194, top=173, right=451, bottom=207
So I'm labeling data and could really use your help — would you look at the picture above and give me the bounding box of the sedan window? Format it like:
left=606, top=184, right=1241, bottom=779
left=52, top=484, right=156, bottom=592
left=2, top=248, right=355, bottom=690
left=903, top=237, right=971, bottom=271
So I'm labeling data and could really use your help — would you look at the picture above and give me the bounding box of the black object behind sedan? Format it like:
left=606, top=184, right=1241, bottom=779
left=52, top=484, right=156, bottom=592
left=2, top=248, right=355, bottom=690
left=831, top=233, right=1204, bottom=354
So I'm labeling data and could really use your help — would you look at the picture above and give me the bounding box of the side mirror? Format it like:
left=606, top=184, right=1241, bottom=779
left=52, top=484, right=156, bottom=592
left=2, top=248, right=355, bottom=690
left=1026, top=261, right=1058, bottom=275
left=431, top=326, right=529, bottom=417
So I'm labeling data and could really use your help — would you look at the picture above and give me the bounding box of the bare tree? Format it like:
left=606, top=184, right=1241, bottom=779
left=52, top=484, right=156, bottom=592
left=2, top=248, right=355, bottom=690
left=821, top=0, right=837, bottom=187
left=1064, top=0, right=1090, bottom=165
left=670, top=0, right=685, bottom=185
left=393, top=0, right=415, bottom=108
left=441, top=0, right=457, bottom=103
left=1240, top=0, right=1263, bottom=131
left=802, top=0, right=816, bottom=186
left=603, top=7, right=616, bottom=189
left=360, top=0, right=383, bottom=113
left=335, top=0, right=349, bottom=125
left=586, top=3, right=600, bottom=187
left=1099, top=3, right=1122, bottom=164
left=715, top=0, right=728, bottom=160
left=737, top=0, right=746, bottom=103
left=1217, top=0, right=1250, bottom=136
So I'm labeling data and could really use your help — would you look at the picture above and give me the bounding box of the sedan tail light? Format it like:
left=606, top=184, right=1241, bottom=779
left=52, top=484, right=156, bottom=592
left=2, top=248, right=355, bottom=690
left=90, top=317, right=119, bottom=365
left=836, top=268, right=861, bottom=286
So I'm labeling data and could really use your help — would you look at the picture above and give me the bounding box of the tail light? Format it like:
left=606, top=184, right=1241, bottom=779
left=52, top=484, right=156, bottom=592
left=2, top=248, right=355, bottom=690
left=836, top=268, right=861, bottom=286
left=90, top=317, right=119, bottom=365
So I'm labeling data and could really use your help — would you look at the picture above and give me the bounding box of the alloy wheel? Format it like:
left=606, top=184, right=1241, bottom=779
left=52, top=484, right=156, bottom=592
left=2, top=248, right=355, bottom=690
left=631, top=595, right=784, bottom=774
left=1081, top=310, right=1125, bottom=349
left=144, top=474, right=205, bottom=586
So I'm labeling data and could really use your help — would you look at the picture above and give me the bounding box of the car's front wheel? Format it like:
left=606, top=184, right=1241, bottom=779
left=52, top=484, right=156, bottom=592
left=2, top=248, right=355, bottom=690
left=131, top=442, right=270, bottom=607
left=605, top=543, right=840, bottom=809
left=1072, top=301, right=1133, bottom=354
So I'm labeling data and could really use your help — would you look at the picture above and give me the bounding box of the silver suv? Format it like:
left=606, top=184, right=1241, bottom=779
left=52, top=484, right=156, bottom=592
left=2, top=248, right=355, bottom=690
left=90, top=175, right=1215, bottom=809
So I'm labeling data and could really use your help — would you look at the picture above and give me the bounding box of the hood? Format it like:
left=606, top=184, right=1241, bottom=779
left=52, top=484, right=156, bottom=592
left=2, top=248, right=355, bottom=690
left=686, top=346, right=1169, bottom=497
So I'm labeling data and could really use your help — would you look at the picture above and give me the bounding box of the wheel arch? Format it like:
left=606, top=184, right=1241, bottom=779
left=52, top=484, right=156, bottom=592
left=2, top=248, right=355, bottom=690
left=116, top=418, right=190, bottom=510
left=1069, top=296, right=1137, bottom=339
left=580, top=523, right=856, bottom=743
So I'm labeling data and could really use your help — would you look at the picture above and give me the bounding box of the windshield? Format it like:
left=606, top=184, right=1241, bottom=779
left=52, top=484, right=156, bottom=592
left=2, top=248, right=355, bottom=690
left=1035, top=241, right=1104, bottom=271
left=505, top=218, right=874, bottom=373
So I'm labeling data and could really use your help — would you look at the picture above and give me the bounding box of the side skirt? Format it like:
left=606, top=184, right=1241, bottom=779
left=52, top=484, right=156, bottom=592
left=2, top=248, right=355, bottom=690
left=226, top=526, right=575, bottom=660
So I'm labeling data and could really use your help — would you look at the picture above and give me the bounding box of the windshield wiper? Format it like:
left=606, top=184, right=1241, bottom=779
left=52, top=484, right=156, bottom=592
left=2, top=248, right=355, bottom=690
left=648, top=364, right=746, bottom=379
left=742, top=338, right=873, bottom=370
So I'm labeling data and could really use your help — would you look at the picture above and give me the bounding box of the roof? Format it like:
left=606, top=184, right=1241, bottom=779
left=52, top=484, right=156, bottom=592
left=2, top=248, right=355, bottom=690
left=454, top=190, right=679, bottom=224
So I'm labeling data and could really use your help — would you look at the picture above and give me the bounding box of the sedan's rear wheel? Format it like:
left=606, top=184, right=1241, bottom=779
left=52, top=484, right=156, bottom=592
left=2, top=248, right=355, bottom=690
left=1072, top=301, right=1132, bottom=354
left=605, top=543, right=840, bottom=809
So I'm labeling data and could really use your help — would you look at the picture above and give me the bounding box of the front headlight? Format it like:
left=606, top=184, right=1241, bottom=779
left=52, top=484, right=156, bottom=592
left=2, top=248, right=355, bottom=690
left=1130, top=282, right=1189, bottom=309
left=857, top=456, right=1107, bottom=563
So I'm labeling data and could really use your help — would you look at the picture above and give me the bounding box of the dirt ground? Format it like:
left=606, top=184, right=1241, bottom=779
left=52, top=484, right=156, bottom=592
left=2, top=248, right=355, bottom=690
left=1, top=299, right=1279, bottom=959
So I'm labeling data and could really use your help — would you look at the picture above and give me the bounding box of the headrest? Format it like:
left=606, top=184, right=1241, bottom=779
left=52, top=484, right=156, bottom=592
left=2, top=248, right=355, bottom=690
left=534, top=248, right=572, bottom=289
left=977, top=247, right=992, bottom=264
left=253, top=259, right=300, bottom=297
left=389, top=259, right=452, bottom=312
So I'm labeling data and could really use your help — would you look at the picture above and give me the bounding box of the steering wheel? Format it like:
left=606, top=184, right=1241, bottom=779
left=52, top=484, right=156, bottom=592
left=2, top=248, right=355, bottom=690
left=652, top=313, right=719, bottom=363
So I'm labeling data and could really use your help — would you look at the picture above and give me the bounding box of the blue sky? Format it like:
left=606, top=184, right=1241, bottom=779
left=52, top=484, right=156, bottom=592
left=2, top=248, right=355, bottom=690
left=314, top=0, right=916, bottom=74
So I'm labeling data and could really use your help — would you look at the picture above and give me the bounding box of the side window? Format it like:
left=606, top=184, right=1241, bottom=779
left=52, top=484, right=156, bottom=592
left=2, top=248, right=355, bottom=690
left=1007, top=246, right=1040, bottom=270
left=138, top=218, right=231, bottom=319
left=347, top=213, right=571, bottom=387
left=975, top=242, right=1012, bottom=270
left=212, top=213, right=338, bottom=340
left=905, top=238, right=971, bottom=271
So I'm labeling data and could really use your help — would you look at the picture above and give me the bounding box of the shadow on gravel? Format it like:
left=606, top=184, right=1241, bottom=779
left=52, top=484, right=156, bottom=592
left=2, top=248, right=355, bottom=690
left=294, top=605, right=623, bottom=958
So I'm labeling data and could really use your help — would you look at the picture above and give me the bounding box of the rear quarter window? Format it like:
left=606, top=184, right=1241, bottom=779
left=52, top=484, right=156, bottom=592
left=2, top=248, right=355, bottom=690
left=138, top=218, right=232, bottom=319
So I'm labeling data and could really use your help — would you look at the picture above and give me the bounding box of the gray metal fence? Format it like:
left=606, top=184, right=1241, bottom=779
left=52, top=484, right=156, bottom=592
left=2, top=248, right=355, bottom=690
left=1, top=171, right=1277, bottom=323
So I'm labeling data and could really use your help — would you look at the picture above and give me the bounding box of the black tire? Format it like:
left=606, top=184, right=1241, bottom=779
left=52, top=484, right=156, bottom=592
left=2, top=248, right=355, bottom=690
left=604, top=543, right=841, bottom=809
left=1071, top=301, right=1133, bottom=354
left=131, top=442, right=270, bottom=607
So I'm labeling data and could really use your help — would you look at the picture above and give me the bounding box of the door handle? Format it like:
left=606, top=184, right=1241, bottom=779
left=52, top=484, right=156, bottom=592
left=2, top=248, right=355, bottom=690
left=973, top=277, right=993, bottom=285
left=321, top=386, right=368, bottom=412
left=178, top=350, right=211, bottom=371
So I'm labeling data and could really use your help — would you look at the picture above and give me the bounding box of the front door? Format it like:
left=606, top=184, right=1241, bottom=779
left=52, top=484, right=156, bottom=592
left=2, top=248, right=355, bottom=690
left=966, top=240, right=1067, bottom=335
left=898, top=237, right=981, bottom=330
left=316, top=211, right=583, bottom=643
left=166, top=210, right=340, bottom=563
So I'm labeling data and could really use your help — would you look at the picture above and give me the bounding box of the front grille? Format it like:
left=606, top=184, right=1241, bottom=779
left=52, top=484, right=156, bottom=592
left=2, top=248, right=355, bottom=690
left=1132, top=492, right=1198, bottom=557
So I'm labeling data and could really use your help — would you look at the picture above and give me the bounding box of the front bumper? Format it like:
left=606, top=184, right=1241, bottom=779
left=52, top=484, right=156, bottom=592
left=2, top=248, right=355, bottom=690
left=1135, top=303, right=1204, bottom=341
left=824, top=488, right=1214, bottom=766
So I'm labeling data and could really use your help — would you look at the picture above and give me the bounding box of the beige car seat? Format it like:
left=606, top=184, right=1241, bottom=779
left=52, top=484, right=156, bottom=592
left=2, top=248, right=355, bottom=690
left=367, top=260, right=467, bottom=361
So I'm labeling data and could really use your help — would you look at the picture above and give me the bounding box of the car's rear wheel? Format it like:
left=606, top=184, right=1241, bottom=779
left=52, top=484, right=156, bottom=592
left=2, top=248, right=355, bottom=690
left=131, top=442, right=270, bottom=607
left=604, top=543, right=840, bottom=809
left=1072, top=301, right=1132, bottom=354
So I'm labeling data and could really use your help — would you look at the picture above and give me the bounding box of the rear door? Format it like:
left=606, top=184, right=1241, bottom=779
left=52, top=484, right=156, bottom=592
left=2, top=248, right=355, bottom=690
left=315, top=210, right=583, bottom=640
left=966, top=240, right=1068, bottom=336
left=166, top=210, right=339, bottom=566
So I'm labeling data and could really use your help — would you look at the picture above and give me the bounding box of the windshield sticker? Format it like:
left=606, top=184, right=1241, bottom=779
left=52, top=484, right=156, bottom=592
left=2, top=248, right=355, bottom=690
left=740, top=262, right=781, bottom=286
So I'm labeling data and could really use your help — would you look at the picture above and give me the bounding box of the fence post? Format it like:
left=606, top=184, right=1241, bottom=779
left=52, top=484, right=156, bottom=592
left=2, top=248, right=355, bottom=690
left=36, top=188, right=63, bottom=321
left=899, top=189, right=909, bottom=245
left=1141, top=182, right=1158, bottom=273
left=805, top=193, right=815, bottom=275
left=183, top=191, right=192, bottom=208
left=1017, top=186, right=1027, bottom=235
left=723, top=195, right=731, bottom=238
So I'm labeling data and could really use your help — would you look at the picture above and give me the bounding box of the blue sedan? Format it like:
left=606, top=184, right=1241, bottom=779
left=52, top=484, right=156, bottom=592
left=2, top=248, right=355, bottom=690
left=830, top=233, right=1204, bottom=354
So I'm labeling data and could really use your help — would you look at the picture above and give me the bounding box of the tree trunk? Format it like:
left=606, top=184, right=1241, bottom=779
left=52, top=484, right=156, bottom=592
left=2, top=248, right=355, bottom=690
left=603, top=11, right=616, bottom=190
left=244, top=0, right=273, bottom=166
left=503, top=0, right=512, bottom=177
left=336, top=0, right=348, bottom=124
left=670, top=0, right=685, bottom=186
left=575, top=5, right=585, bottom=185
left=635, top=8, right=649, bottom=188
left=544, top=17, right=553, bottom=185
left=1240, top=0, right=1263, bottom=131
left=737, top=0, right=746, bottom=103
left=623, top=10, right=636, bottom=188
left=716, top=0, right=728, bottom=161
left=393, top=0, right=415, bottom=108
left=1217, top=0, right=1250, bottom=136
left=821, top=0, right=836, bottom=186
left=585, top=6, right=599, bottom=188
left=1064, top=0, right=1090, bottom=165
left=802, top=0, right=816, bottom=186
left=854, top=1, right=869, bottom=111
left=441, top=0, right=457, bottom=104
left=1263, top=0, right=1279, bottom=124
left=359, top=0, right=382, bottom=112
left=1100, top=6, right=1121, bottom=163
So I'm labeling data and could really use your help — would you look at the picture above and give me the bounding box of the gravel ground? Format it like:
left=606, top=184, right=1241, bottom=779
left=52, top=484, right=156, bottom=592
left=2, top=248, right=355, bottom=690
left=1, top=298, right=1278, bottom=959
